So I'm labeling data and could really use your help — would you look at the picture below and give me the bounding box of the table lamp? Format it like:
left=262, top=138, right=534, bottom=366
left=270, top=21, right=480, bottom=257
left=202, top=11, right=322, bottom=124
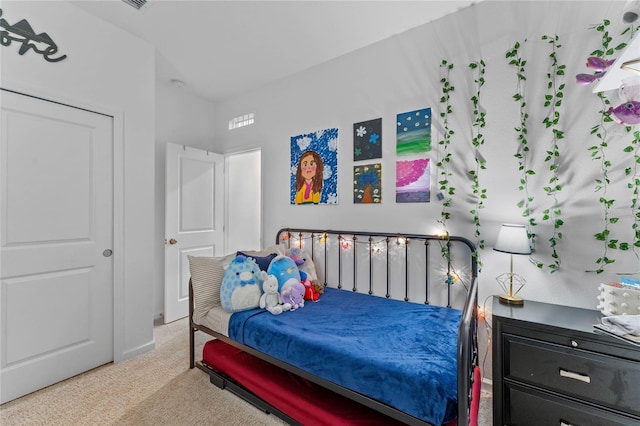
left=493, top=224, right=531, bottom=305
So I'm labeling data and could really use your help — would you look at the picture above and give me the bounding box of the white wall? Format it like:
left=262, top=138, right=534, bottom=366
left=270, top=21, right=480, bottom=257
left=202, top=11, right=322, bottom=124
left=212, top=0, right=638, bottom=313
left=225, top=149, right=262, bottom=253
left=1, top=1, right=155, bottom=360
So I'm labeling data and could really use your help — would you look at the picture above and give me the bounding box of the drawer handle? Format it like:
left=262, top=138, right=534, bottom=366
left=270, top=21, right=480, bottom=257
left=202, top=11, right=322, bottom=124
left=559, top=369, right=591, bottom=384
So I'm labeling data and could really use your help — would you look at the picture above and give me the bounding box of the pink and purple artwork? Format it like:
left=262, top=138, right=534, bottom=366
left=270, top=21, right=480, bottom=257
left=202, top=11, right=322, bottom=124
left=396, top=157, right=430, bottom=203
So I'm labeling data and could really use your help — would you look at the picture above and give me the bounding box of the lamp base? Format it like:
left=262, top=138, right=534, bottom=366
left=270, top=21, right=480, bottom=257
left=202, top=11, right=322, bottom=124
left=499, top=293, right=524, bottom=305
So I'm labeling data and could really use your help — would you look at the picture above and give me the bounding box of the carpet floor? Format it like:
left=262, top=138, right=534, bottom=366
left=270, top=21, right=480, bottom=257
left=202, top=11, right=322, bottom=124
left=0, top=317, right=493, bottom=425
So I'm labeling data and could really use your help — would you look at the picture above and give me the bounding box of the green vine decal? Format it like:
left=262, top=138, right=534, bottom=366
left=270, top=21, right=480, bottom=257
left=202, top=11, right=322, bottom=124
left=437, top=60, right=455, bottom=228
left=505, top=41, right=537, bottom=246
left=587, top=20, right=629, bottom=273
left=539, top=34, right=566, bottom=272
left=437, top=59, right=455, bottom=261
left=624, top=130, right=640, bottom=256
left=468, top=59, right=487, bottom=264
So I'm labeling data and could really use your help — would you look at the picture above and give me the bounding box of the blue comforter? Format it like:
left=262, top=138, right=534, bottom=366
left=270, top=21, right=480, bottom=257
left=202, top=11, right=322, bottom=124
left=229, top=287, right=461, bottom=425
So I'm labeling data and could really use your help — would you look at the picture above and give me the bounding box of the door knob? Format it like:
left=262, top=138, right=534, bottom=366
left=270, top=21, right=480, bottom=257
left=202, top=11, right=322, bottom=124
left=165, top=238, right=178, bottom=245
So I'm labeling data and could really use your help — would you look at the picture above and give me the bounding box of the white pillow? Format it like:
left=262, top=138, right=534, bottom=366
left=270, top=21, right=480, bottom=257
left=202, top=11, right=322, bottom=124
left=188, top=253, right=234, bottom=323
left=188, top=246, right=281, bottom=322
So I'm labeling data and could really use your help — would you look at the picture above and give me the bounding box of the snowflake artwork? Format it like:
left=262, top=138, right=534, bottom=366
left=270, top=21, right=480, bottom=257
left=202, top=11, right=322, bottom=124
left=396, top=108, right=431, bottom=155
left=396, top=157, right=430, bottom=203
left=290, top=128, right=339, bottom=205
left=353, top=118, right=382, bottom=161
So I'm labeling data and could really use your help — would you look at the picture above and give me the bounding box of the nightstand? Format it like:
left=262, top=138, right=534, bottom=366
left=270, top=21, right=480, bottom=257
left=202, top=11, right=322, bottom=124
left=492, top=297, right=640, bottom=426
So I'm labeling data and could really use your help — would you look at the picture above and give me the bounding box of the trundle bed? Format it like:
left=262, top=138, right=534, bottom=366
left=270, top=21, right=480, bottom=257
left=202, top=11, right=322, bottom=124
left=189, top=228, right=480, bottom=426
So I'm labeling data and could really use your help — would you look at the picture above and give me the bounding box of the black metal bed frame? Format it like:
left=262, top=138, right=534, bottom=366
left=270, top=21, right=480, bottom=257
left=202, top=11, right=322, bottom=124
left=189, top=228, right=479, bottom=426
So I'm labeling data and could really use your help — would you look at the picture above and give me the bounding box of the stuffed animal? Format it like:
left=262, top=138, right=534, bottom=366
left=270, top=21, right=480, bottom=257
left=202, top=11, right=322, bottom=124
left=300, top=271, right=319, bottom=301
left=267, top=255, right=302, bottom=292
left=286, top=246, right=306, bottom=267
left=220, top=255, right=264, bottom=313
left=259, top=274, right=291, bottom=315
left=281, top=281, right=306, bottom=310
left=285, top=247, right=320, bottom=288
left=313, top=283, right=325, bottom=295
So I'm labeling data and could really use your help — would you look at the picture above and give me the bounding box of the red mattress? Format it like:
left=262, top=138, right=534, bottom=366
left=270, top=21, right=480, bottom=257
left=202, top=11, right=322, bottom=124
left=202, top=339, right=480, bottom=426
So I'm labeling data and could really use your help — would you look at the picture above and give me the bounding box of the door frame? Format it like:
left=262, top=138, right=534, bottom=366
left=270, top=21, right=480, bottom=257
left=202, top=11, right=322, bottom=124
left=0, top=80, right=126, bottom=362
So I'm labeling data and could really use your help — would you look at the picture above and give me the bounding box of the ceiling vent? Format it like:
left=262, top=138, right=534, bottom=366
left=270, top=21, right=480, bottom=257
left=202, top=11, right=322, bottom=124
left=121, top=0, right=148, bottom=10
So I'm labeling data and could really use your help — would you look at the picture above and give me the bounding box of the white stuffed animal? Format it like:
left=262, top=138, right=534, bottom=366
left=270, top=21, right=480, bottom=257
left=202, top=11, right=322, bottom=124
left=259, top=274, right=291, bottom=315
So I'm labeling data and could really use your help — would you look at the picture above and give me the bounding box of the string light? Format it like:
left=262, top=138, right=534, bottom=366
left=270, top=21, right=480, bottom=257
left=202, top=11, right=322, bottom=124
left=477, top=305, right=486, bottom=321
left=340, top=237, right=352, bottom=250
left=291, top=238, right=305, bottom=249
left=278, top=232, right=470, bottom=290
left=371, top=244, right=384, bottom=254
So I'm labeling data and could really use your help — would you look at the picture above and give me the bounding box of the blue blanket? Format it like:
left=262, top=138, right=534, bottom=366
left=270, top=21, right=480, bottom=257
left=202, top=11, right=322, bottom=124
left=229, top=287, right=461, bottom=425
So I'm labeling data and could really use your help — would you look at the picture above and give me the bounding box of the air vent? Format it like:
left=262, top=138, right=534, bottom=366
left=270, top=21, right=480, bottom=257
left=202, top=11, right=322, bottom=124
left=122, top=0, right=148, bottom=10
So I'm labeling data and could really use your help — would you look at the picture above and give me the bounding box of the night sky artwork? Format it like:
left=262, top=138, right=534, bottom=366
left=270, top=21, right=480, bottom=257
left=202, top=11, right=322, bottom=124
left=291, top=128, right=339, bottom=205
left=396, top=157, right=430, bottom=203
left=353, top=118, right=382, bottom=161
left=396, top=108, right=431, bottom=155
left=353, top=163, right=381, bottom=204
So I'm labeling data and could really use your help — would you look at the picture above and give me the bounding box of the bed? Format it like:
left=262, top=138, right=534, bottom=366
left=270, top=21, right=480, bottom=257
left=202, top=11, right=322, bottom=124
left=189, top=228, right=479, bottom=426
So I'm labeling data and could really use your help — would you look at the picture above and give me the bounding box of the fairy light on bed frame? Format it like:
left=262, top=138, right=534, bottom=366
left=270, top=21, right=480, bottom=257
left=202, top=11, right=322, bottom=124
left=278, top=230, right=471, bottom=306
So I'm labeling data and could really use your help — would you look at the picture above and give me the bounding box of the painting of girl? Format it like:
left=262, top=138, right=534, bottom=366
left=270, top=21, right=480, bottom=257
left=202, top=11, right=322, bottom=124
left=290, top=128, right=338, bottom=205
left=295, top=151, right=324, bottom=204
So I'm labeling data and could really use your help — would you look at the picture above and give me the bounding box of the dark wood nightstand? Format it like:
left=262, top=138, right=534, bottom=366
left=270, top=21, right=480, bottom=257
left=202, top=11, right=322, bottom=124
left=492, top=297, right=640, bottom=426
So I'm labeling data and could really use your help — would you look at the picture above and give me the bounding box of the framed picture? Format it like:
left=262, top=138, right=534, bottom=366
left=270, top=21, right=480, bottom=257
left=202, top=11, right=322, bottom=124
left=353, top=118, right=382, bottom=161
left=290, top=128, right=339, bottom=205
left=396, top=157, right=430, bottom=203
left=396, top=108, right=432, bottom=155
left=353, top=163, right=381, bottom=204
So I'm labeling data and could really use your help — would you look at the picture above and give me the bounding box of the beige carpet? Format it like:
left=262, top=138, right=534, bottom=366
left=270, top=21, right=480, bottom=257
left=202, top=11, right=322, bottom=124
left=0, top=318, right=492, bottom=425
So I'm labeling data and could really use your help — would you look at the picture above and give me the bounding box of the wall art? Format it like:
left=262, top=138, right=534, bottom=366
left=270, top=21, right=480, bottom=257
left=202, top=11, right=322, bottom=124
left=396, top=157, right=430, bottom=203
left=290, top=128, right=339, bottom=205
left=353, top=163, right=381, bottom=204
left=0, top=9, right=67, bottom=62
left=396, top=107, right=431, bottom=155
left=353, top=118, right=382, bottom=161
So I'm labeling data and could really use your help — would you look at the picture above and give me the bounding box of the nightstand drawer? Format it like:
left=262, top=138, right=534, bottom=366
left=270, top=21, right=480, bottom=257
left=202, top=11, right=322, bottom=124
left=505, top=383, right=640, bottom=426
left=504, top=334, right=640, bottom=416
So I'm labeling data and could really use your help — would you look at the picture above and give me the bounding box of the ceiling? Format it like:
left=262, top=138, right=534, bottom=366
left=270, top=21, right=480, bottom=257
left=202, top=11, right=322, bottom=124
left=70, top=0, right=479, bottom=103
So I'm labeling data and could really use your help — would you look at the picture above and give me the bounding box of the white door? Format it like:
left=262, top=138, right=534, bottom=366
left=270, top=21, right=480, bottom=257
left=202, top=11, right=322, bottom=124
left=164, top=143, right=224, bottom=323
left=0, top=90, right=114, bottom=403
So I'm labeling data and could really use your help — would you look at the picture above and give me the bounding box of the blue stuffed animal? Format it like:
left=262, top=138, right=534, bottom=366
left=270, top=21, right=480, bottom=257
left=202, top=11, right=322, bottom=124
left=220, top=255, right=264, bottom=313
left=267, top=255, right=301, bottom=292
left=267, top=255, right=305, bottom=310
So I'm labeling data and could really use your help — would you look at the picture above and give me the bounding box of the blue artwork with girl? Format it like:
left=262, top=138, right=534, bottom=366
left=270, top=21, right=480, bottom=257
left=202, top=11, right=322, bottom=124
left=290, top=128, right=338, bottom=205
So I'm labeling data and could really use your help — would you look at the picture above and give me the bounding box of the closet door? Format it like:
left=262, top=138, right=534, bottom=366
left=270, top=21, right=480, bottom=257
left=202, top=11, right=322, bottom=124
left=0, top=90, right=114, bottom=403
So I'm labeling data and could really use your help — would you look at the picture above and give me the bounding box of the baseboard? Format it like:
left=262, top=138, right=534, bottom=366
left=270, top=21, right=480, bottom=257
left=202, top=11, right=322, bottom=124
left=482, top=377, right=492, bottom=387
left=119, top=339, right=156, bottom=362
